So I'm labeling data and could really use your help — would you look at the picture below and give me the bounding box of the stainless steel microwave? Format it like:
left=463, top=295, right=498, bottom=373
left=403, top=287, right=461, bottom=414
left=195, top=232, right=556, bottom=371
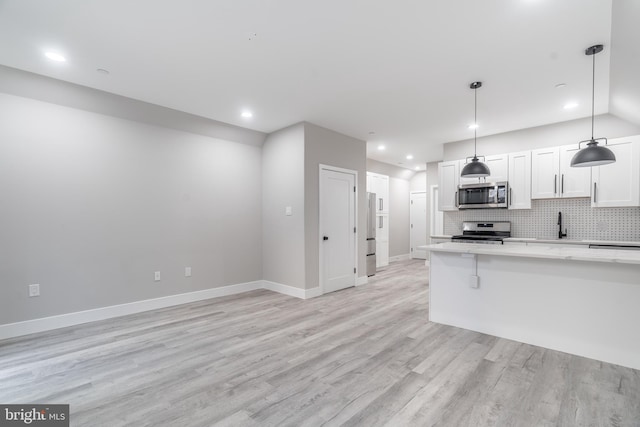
left=457, top=181, right=508, bottom=209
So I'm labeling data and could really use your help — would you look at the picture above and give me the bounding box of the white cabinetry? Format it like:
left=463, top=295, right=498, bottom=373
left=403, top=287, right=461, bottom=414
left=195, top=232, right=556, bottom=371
left=559, top=145, right=592, bottom=198
left=459, top=154, right=508, bottom=185
left=531, top=145, right=591, bottom=199
left=485, top=154, right=509, bottom=182
left=591, top=135, right=640, bottom=208
left=376, top=214, right=389, bottom=267
left=508, top=151, right=531, bottom=210
left=367, top=172, right=390, bottom=267
left=438, top=161, right=459, bottom=211
left=367, top=172, right=389, bottom=213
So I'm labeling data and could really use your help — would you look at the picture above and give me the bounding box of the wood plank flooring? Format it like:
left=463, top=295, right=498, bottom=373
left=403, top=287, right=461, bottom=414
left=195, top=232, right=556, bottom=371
left=1, top=259, right=639, bottom=426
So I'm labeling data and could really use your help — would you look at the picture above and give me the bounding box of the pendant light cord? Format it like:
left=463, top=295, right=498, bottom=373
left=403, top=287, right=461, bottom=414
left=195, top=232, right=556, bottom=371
left=474, top=85, right=478, bottom=157
left=591, top=48, right=595, bottom=141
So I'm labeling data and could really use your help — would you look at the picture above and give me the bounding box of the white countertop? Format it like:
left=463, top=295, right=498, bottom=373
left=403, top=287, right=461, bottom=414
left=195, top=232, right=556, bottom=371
left=504, top=237, right=640, bottom=246
left=427, top=242, right=640, bottom=265
left=430, top=235, right=452, bottom=240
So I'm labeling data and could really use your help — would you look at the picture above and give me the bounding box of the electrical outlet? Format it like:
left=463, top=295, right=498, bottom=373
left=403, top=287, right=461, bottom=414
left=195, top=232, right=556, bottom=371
left=154, top=271, right=161, bottom=282
left=469, top=275, right=479, bottom=289
left=29, top=284, right=40, bottom=297
left=185, top=267, right=192, bottom=277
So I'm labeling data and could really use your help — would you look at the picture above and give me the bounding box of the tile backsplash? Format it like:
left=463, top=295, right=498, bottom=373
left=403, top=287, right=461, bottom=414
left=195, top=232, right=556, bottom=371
left=444, top=198, right=640, bottom=241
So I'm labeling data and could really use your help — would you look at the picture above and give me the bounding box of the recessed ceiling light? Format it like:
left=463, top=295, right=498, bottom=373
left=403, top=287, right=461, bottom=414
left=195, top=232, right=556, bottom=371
left=468, top=123, right=479, bottom=130
left=415, top=166, right=420, bottom=170
left=555, top=83, right=567, bottom=89
left=45, top=51, right=66, bottom=62
left=241, top=110, right=253, bottom=118
left=377, top=145, right=385, bottom=151
left=563, top=102, right=578, bottom=110
left=406, top=154, right=414, bottom=160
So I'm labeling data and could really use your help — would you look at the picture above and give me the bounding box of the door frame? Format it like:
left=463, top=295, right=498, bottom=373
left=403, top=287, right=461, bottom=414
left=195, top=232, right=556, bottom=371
left=318, top=164, right=358, bottom=295
left=409, top=190, right=427, bottom=259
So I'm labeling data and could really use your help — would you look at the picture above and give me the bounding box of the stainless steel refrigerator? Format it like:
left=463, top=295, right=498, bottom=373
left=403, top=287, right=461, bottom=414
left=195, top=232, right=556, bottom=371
left=366, top=192, right=376, bottom=276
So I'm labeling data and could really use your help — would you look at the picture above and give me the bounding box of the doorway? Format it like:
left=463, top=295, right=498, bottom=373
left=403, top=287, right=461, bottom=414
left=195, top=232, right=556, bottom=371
left=410, top=191, right=427, bottom=259
left=319, top=165, right=357, bottom=294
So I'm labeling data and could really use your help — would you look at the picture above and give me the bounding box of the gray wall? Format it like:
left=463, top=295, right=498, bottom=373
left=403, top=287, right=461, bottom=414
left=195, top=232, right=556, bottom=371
left=304, top=123, right=367, bottom=289
left=262, top=124, right=306, bottom=288
left=0, top=65, right=265, bottom=147
left=443, top=114, right=640, bottom=161
left=0, top=92, right=263, bottom=324
left=424, top=163, right=439, bottom=236
left=366, top=158, right=417, bottom=180
left=610, top=0, right=640, bottom=127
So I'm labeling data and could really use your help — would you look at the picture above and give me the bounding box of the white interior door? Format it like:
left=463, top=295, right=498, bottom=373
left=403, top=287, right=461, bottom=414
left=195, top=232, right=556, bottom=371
left=430, top=185, right=444, bottom=236
left=320, top=167, right=356, bottom=294
left=410, top=191, right=428, bottom=259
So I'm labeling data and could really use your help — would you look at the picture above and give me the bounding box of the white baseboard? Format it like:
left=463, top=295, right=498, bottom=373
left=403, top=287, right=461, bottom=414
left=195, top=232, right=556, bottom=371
left=0, top=280, right=322, bottom=340
left=262, top=281, right=321, bottom=300
left=389, top=253, right=411, bottom=262
left=356, top=276, right=368, bottom=286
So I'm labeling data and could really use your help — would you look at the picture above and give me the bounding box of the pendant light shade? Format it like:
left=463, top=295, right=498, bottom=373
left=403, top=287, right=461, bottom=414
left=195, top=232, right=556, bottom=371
left=461, top=157, right=491, bottom=177
left=570, top=139, right=616, bottom=167
left=461, top=81, right=490, bottom=178
left=571, top=44, right=616, bottom=168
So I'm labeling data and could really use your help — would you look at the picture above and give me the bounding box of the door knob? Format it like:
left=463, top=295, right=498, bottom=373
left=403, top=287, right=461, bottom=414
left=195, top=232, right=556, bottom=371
left=323, top=236, right=329, bottom=241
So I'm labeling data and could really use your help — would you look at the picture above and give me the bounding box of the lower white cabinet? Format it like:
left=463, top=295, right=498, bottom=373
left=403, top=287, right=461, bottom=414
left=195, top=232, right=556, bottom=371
left=376, top=214, right=389, bottom=267
left=591, top=135, right=640, bottom=207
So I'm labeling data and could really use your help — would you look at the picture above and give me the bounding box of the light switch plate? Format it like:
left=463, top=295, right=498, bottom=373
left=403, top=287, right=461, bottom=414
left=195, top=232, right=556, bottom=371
left=285, top=206, right=292, bottom=216
left=185, top=267, right=192, bottom=277
left=154, top=271, right=161, bottom=282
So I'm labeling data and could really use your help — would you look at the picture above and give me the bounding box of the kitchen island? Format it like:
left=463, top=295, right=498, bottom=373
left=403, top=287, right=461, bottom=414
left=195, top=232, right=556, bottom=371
left=427, top=242, right=640, bottom=370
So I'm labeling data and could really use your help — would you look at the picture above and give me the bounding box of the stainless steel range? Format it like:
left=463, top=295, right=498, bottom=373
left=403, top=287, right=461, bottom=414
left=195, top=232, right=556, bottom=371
left=451, top=221, right=511, bottom=244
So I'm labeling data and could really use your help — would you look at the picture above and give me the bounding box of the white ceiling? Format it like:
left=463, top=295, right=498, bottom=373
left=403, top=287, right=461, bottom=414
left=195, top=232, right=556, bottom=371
left=0, top=0, right=618, bottom=168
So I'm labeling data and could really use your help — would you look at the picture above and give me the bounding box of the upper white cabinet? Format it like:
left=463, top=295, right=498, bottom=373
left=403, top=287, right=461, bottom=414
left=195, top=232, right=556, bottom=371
left=531, top=144, right=591, bottom=199
left=508, top=151, right=531, bottom=209
left=531, top=147, right=559, bottom=199
left=459, top=154, right=508, bottom=185
left=438, top=161, right=459, bottom=211
left=367, top=172, right=389, bottom=213
left=591, top=135, right=640, bottom=208
left=485, top=154, right=509, bottom=182
left=559, top=145, right=592, bottom=198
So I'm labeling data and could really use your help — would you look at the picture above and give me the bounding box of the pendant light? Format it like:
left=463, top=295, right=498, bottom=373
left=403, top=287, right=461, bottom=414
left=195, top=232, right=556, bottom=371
left=461, top=81, right=491, bottom=178
left=570, top=44, right=616, bottom=167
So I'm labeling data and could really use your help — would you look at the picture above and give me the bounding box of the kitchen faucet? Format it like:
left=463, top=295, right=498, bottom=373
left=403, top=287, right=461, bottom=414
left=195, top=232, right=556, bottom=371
left=558, top=211, right=567, bottom=239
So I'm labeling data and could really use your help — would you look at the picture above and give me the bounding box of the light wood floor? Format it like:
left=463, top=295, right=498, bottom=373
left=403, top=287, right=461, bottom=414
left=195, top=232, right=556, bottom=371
left=1, top=259, right=639, bottom=426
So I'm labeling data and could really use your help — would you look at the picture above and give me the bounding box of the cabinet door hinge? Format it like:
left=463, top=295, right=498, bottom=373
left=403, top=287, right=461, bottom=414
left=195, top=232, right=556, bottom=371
left=353, top=186, right=356, bottom=192
left=353, top=267, right=356, bottom=273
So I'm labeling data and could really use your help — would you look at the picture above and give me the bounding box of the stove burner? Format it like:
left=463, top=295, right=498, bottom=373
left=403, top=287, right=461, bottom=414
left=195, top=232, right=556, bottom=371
left=452, top=221, right=511, bottom=244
